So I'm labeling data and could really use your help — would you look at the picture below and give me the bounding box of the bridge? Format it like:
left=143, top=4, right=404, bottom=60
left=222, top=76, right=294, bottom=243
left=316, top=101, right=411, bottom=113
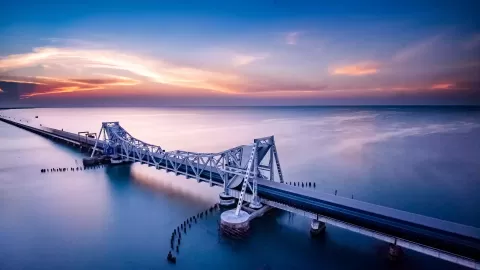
left=1, top=115, right=479, bottom=269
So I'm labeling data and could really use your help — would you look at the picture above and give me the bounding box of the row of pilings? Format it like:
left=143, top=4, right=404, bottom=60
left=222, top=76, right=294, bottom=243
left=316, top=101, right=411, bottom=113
left=40, top=164, right=106, bottom=173
left=285, top=181, right=354, bottom=198
left=168, top=203, right=221, bottom=263
left=285, top=181, right=316, bottom=188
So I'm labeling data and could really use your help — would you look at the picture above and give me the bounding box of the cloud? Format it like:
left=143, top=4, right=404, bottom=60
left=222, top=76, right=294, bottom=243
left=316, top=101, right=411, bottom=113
left=392, top=35, right=441, bottom=62
left=18, top=75, right=141, bottom=98
left=2, top=41, right=474, bottom=101
left=430, top=83, right=454, bottom=89
left=285, top=32, right=301, bottom=45
left=428, top=82, right=475, bottom=90
left=0, top=87, right=3, bottom=93
left=247, top=84, right=328, bottom=96
left=0, top=74, right=142, bottom=98
left=24, top=86, right=102, bottom=97
left=0, top=47, right=241, bottom=95
left=0, top=48, right=56, bottom=69
left=0, top=77, right=47, bottom=85
left=330, top=62, right=379, bottom=76
left=232, top=53, right=268, bottom=67
left=67, top=77, right=140, bottom=86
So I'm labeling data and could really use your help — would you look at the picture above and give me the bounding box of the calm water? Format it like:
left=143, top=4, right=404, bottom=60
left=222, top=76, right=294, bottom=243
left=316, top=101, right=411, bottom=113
left=1, top=107, right=479, bottom=270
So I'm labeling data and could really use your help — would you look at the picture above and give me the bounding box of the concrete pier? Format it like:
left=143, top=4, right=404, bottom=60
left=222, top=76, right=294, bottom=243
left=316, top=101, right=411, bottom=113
left=310, top=219, right=326, bottom=237
left=388, top=243, right=402, bottom=261
left=82, top=156, right=111, bottom=167
left=248, top=196, right=263, bottom=210
left=219, top=192, right=236, bottom=207
left=244, top=205, right=272, bottom=220
left=220, top=209, right=250, bottom=238
left=220, top=202, right=272, bottom=239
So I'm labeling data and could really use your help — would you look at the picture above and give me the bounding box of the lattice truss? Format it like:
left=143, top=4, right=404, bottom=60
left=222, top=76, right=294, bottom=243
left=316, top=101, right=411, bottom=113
left=92, top=122, right=284, bottom=207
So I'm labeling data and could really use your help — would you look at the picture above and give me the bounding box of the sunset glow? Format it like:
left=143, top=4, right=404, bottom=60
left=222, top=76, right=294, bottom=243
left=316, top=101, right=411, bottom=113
left=431, top=83, right=455, bottom=90
left=331, top=62, right=380, bottom=76
left=0, top=1, right=478, bottom=106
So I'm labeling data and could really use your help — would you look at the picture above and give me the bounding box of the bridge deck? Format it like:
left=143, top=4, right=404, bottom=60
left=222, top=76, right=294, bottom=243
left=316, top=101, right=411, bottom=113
left=257, top=179, right=480, bottom=260
left=261, top=180, right=480, bottom=239
left=0, top=117, right=105, bottom=147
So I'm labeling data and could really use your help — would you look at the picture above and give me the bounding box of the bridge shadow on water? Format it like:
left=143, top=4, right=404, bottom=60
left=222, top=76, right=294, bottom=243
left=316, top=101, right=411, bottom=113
left=104, top=163, right=218, bottom=208
left=250, top=211, right=382, bottom=270
left=104, top=164, right=133, bottom=187
left=218, top=210, right=465, bottom=270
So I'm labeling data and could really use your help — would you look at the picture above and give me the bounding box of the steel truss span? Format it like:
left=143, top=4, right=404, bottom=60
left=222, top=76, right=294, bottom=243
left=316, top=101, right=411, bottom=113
left=92, top=122, right=284, bottom=207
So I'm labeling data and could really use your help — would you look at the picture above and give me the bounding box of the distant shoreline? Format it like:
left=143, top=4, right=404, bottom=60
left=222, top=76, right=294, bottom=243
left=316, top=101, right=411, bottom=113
left=1, top=105, right=479, bottom=110
left=0, top=107, right=37, bottom=110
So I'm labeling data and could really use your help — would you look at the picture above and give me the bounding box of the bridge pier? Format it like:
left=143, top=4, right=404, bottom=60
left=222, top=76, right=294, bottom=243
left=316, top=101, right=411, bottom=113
left=248, top=196, right=263, bottom=210
left=220, top=209, right=250, bottom=238
left=219, top=192, right=236, bottom=207
left=310, top=219, right=326, bottom=237
left=388, top=241, right=402, bottom=261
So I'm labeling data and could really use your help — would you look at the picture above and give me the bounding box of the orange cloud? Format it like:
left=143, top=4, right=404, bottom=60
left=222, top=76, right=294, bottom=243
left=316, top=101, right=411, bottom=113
left=431, top=83, right=454, bottom=89
left=331, top=62, right=379, bottom=76
left=17, top=74, right=142, bottom=98
left=0, top=47, right=241, bottom=95
left=23, top=86, right=102, bottom=98
left=92, top=74, right=140, bottom=86
left=38, top=76, right=140, bottom=87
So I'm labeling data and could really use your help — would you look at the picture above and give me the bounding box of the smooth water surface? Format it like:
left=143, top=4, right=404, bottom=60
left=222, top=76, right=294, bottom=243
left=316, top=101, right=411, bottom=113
left=1, top=107, right=479, bottom=270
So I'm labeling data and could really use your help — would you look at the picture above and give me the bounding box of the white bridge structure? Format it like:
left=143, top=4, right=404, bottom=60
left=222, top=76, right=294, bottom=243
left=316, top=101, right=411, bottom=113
left=91, top=121, right=285, bottom=214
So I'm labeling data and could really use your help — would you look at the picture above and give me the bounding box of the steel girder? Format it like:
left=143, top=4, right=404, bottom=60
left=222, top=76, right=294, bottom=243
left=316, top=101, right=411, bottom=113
left=92, top=122, right=285, bottom=207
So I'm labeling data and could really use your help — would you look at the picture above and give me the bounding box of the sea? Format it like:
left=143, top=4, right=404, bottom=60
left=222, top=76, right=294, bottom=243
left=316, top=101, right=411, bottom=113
left=0, top=106, right=479, bottom=270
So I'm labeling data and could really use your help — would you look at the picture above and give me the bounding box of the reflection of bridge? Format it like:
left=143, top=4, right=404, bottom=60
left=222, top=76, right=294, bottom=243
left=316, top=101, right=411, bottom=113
left=1, top=116, right=479, bottom=269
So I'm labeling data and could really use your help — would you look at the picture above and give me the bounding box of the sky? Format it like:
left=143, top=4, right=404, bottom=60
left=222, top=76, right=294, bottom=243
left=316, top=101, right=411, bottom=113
left=0, top=0, right=479, bottom=107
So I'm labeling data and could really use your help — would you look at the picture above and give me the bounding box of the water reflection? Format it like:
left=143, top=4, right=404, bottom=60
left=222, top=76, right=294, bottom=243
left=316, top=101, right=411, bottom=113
left=129, top=164, right=220, bottom=206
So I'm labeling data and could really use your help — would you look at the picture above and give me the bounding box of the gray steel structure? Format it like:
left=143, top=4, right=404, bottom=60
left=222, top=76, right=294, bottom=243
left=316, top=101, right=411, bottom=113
left=92, top=122, right=284, bottom=212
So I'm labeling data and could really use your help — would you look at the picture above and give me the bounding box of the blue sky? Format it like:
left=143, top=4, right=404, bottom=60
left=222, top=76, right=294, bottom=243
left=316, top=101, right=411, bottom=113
left=0, top=0, right=479, bottom=106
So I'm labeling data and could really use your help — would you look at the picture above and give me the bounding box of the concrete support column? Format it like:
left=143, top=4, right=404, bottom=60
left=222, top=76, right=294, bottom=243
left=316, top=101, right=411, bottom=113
left=220, top=209, right=250, bottom=238
left=249, top=196, right=263, bottom=210
left=310, top=219, right=326, bottom=237
left=219, top=192, right=236, bottom=207
left=388, top=242, right=402, bottom=261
